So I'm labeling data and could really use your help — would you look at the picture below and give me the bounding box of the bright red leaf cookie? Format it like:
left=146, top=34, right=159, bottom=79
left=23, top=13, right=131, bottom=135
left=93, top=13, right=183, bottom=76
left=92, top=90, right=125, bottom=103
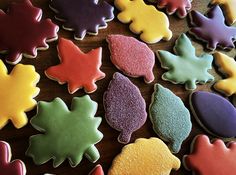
left=89, top=165, right=104, bottom=175
left=45, top=38, right=105, bottom=94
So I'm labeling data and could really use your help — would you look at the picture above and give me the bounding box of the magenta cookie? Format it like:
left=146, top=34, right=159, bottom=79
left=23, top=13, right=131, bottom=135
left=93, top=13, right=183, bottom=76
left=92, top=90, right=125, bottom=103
left=103, top=72, right=147, bottom=144
left=106, top=35, right=155, bottom=83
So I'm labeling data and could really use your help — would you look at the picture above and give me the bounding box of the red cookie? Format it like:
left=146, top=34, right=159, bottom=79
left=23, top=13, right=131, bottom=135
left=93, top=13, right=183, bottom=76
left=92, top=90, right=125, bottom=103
left=89, top=165, right=104, bottom=175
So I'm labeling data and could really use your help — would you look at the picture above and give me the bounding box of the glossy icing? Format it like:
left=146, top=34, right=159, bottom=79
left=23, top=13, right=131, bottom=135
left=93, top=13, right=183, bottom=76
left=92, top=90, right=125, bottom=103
left=108, top=138, right=180, bottom=175
left=114, top=0, right=172, bottom=44
left=184, top=135, right=236, bottom=175
left=103, top=72, right=147, bottom=144
left=26, top=96, right=103, bottom=167
left=157, top=34, right=214, bottom=90
left=89, top=165, right=104, bottom=175
left=0, top=0, right=58, bottom=64
left=106, top=34, right=155, bottom=83
left=0, top=60, right=40, bottom=129
left=189, top=5, right=236, bottom=50
left=45, top=38, right=105, bottom=94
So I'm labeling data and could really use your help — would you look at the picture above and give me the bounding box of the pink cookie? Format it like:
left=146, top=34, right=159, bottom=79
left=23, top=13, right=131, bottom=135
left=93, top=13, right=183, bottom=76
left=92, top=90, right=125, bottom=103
left=106, top=34, right=155, bottom=83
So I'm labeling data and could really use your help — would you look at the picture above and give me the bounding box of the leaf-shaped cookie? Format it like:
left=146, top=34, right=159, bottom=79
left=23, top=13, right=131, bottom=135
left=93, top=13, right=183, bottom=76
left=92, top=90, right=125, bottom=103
left=45, top=38, right=105, bottom=94
left=26, top=96, right=103, bottom=167
left=183, top=135, right=236, bottom=175
left=0, top=60, right=40, bottom=129
left=50, top=0, right=114, bottom=40
left=108, top=138, right=181, bottom=175
left=189, top=5, right=236, bottom=50
left=211, top=0, right=236, bottom=25
left=89, top=165, right=104, bottom=175
left=213, top=52, right=236, bottom=96
left=0, top=0, right=58, bottom=64
left=149, top=84, right=192, bottom=153
left=157, top=34, right=214, bottom=90
left=103, top=72, right=147, bottom=144
left=115, top=0, right=172, bottom=44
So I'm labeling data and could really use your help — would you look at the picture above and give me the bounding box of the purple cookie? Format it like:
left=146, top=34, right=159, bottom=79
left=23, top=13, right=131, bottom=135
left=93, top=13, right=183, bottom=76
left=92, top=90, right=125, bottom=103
left=190, top=91, right=236, bottom=138
left=103, top=72, right=147, bottom=144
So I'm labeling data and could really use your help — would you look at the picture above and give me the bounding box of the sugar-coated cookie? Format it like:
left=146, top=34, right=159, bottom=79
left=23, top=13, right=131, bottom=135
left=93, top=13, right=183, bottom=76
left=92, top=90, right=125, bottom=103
left=50, top=0, right=114, bottom=40
left=189, top=5, right=236, bottom=50
left=0, top=0, right=58, bottom=64
left=190, top=91, right=236, bottom=138
left=213, top=52, right=236, bottom=96
left=0, top=141, right=26, bottom=175
left=149, top=84, right=192, bottom=153
left=89, top=165, right=104, bottom=175
left=0, top=60, right=40, bottom=129
left=106, top=34, right=155, bottom=83
left=157, top=34, right=214, bottom=90
left=45, top=38, right=105, bottom=94
left=103, top=72, right=147, bottom=144
left=114, top=0, right=172, bottom=44
left=26, top=96, right=103, bottom=167
left=108, top=138, right=181, bottom=175
left=183, top=135, right=236, bottom=175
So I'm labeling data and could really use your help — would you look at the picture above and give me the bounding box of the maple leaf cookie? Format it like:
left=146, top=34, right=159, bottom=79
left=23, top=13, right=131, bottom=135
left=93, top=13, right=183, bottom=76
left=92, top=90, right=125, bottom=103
left=45, top=38, right=105, bottom=94
left=0, top=0, right=59, bottom=64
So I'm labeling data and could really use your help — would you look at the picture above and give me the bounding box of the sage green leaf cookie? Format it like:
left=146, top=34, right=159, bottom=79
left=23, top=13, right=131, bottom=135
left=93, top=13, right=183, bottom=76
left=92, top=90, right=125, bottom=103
left=156, top=33, right=214, bottom=90
left=149, top=84, right=192, bottom=153
left=26, top=95, right=103, bottom=168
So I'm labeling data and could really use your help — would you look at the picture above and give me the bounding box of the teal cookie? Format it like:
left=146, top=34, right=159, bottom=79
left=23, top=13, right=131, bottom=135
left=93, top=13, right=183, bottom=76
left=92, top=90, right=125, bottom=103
left=149, top=84, right=192, bottom=153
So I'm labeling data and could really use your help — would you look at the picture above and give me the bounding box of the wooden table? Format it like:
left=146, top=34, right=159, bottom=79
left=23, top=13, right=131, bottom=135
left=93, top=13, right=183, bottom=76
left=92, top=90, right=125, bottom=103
left=0, top=0, right=235, bottom=174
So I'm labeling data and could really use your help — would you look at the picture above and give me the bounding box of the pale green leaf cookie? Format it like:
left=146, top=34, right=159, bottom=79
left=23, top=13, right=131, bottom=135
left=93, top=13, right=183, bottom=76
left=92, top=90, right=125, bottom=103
left=157, top=33, right=214, bottom=90
left=26, top=95, right=103, bottom=168
left=149, top=84, right=192, bottom=153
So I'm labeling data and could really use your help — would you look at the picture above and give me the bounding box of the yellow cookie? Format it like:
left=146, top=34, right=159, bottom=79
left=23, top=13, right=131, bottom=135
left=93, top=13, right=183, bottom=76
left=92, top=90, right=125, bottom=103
left=108, top=138, right=180, bottom=175
left=0, top=60, right=40, bottom=129
left=214, top=52, right=236, bottom=96
left=115, top=0, right=172, bottom=44
left=211, top=0, right=236, bottom=25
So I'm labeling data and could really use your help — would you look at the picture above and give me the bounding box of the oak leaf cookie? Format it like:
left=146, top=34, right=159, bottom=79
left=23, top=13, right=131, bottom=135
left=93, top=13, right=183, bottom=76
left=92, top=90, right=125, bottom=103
left=157, top=34, right=214, bottom=90
left=0, top=60, right=40, bottom=129
left=0, top=0, right=58, bottom=64
left=45, top=38, right=105, bottom=94
left=50, top=0, right=114, bottom=40
left=114, top=0, right=172, bottom=44
left=189, top=5, right=236, bottom=50
left=108, top=138, right=181, bottom=175
left=103, top=72, right=147, bottom=144
left=183, top=135, right=236, bottom=175
left=26, top=96, right=103, bottom=167
left=106, top=34, right=155, bottom=83
left=149, top=84, right=192, bottom=153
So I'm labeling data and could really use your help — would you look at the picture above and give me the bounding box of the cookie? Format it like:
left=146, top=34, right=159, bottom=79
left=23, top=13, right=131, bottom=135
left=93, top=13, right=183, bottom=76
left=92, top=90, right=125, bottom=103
left=50, top=0, right=114, bottom=40
left=26, top=96, right=103, bottom=167
left=183, top=135, right=236, bottom=175
left=0, top=141, right=26, bottom=175
left=149, top=84, right=192, bottom=153
left=108, top=138, right=181, bottom=175
left=190, top=91, right=236, bottom=138
left=189, top=5, right=236, bottom=50
left=0, top=0, right=58, bottom=65
left=106, top=34, right=155, bottom=83
left=89, top=165, right=104, bottom=175
left=45, top=38, right=105, bottom=94
left=157, top=34, right=214, bottom=90
left=114, top=0, right=172, bottom=44
left=0, top=60, right=40, bottom=129
left=103, top=72, right=147, bottom=144
left=213, top=52, right=236, bottom=96
left=211, top=0, right=236, bottom=25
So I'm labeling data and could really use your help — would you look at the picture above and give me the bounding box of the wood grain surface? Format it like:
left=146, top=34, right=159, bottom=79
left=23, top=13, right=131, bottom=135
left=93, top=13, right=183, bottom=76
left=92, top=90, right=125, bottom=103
left=0, top=0, right=235, bottom=174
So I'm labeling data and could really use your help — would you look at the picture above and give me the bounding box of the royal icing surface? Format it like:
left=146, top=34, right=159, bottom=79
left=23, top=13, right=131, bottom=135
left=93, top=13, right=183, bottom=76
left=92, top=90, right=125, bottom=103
left=157, top=34, right=214, bottom=90
left=106, top=34, right=155, bottom=83
left=108, top=138, right=180, bottom=175
left=89, top=165, right=104, bottom=175
left=0, top=0, right=58, bottom=64
left=114, top=0, right=172, bottom=43
left=103, top=72, right=147, bottom=144
left=45, top=38, right=105, bottom=94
